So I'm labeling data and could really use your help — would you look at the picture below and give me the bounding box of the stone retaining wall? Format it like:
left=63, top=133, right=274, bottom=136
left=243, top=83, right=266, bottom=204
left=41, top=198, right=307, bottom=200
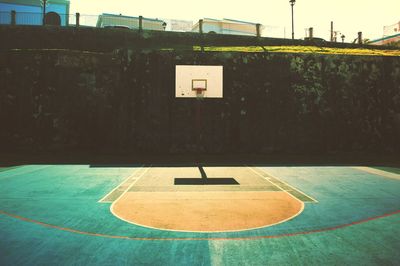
left=1, top=49, right=399, bottom=154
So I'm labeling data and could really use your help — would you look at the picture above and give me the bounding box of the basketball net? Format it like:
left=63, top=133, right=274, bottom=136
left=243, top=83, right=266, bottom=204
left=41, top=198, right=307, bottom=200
left=194, top=88, right=206, bottom=100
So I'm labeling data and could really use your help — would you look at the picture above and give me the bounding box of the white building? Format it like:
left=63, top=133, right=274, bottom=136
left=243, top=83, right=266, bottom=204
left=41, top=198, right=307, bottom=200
left=192, top=18, right=264, bottom=36
left=165, top=19, right=193, bottom=32
left=96, top=13, right=166, bottom=31
left=0, top=0, right=70, bottom=26
left=370, top=21, right=400, bottom=45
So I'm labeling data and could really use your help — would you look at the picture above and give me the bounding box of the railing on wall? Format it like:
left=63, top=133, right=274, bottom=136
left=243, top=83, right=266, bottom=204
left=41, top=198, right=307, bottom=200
left=0, top=11, right=268, bottom=37
left=0, top=10, right=372, bottom=43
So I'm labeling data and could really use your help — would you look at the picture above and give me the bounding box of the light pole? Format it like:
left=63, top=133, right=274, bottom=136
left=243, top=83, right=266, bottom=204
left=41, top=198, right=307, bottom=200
left=41, top=0, right=48, bottom=25
left=289, top=0, right=296, bottom=39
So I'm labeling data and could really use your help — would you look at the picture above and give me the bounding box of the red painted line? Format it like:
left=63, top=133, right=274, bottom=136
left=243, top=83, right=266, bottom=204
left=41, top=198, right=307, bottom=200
left=0, top=209, right=399, bottom=241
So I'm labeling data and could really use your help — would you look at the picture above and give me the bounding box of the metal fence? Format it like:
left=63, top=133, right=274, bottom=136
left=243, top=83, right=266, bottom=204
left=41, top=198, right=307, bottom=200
left=0, top=10, right=371, bottom=42
left=0, top=11, right=277, bottom=37
left=0, top=11, right=97, bottom=27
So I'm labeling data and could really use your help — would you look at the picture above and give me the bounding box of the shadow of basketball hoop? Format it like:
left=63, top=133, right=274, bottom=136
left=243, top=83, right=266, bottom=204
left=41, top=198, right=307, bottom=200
left=45, top=12, right=61, bottom=26
left=174, top=166, right=239, bottom=185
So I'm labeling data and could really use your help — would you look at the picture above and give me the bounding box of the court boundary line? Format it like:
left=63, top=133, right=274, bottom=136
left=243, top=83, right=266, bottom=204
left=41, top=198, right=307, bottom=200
left=248, top=166, right=289, bottom=193
left=109, top=165, right=304, bottom=233
left=108, top=190, right=304, bottom=233
left=98, top=165, right=145, bottom=203
left=0, top=165, right=52, bottom=180
left=250, top=166, right=318, bottom=203
left=353, top=166, right=400, bottom=180
left=110, top=165, right=152, bottom=204
left=0, top=209, right=398, bottom=241
left=248, top=166, right=311, bottom=213
left=109, top=165, right=152, bottom=215
left=0, top=165, right=23, bottom=173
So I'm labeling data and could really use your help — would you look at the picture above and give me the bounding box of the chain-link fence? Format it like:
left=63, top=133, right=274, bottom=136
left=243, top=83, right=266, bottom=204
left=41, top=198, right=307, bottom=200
left=0, top=10, right=384, bottom=42
left=302, top=26, right=332, bottom=40
left=69, top=14, right=98, bottom=27
left=263, top=25, right=286, bottom=38
left=0, top=11, right=175, bottom=31
left=0, top=10, right=278, bottom=37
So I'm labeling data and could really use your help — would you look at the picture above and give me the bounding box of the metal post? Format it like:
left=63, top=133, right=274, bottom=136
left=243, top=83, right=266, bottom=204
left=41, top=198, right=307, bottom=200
left=290, top=0, right=296, bottom=39
left=291, top=4, right=294, bottom=39
left=199, top=19, right=203, bottom=34
left=256, top=23, right=261, bottom=37
left=358, top=32, right=362, bottom=44
left=196, top=98, right=202, bottom=148
left=75, top=12, right=80, bottom=27
left=330, top=21, right=333, bottom=42
left=42, top=0, right=46, bottom=25
left=199, top=19, right=204, bottom=51
left=11, top=10, right=16, bottom=25
left=139, top=15, right=143, bottom=32
left=309, top=27, right=313, bottom=39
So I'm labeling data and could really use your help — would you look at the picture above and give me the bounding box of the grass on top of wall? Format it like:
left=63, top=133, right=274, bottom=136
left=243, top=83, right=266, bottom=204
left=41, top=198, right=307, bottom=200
left=190, top=45, right=400, bottom=56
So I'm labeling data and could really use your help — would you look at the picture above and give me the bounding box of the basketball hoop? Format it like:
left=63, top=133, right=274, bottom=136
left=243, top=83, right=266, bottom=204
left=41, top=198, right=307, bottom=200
left=175, top=66, right=223, bottom=99
left=193, top=87, right=206, bottom=99
left=192, top=79, right=207, bottom=100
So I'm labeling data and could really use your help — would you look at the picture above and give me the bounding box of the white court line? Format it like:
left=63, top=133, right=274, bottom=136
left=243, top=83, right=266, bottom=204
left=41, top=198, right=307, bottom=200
left=0, top=165, right=52, bottom=180
left=248, top=166, right=293, bottom=196
left=353, top=166, right=400, bottom=180
left=98, top=165, right=144, bottom=203
left=109, top=165, right=305, bottom=233
left=263, top=168, right=318, bottom=203
left=110, top=165, right=152, bottom=204
left=248, top=166, right=318, bottom=203
left=98, top=168, right=143, bottom=203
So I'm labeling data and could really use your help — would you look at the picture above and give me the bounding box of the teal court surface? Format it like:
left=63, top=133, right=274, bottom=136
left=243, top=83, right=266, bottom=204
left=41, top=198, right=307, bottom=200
left=0, top=164, right=399, bottom=265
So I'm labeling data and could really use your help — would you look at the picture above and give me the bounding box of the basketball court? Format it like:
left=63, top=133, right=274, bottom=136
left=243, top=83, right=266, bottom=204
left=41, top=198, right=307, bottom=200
left=0, top=164, right=399, bottom=265
left=1, top=63, right=400, bottom=265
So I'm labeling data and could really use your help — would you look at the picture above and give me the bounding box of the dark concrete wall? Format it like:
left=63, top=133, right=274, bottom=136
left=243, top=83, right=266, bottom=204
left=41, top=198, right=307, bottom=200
left=1, top=49, right=400, bottom=154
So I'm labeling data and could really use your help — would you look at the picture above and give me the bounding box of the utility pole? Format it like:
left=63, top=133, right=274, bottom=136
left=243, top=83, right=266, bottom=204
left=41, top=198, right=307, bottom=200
left=330, top=21, right=333, bottom=42
left=289, top=0, right=296, bottom=39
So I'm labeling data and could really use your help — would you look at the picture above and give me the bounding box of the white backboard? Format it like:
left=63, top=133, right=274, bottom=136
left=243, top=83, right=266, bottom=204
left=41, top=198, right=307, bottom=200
left=175, top=65, right=223, bottom=98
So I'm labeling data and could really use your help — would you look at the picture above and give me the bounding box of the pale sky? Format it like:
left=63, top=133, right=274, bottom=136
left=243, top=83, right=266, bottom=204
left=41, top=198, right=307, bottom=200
left=70, top=0, right=399, bottom=41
